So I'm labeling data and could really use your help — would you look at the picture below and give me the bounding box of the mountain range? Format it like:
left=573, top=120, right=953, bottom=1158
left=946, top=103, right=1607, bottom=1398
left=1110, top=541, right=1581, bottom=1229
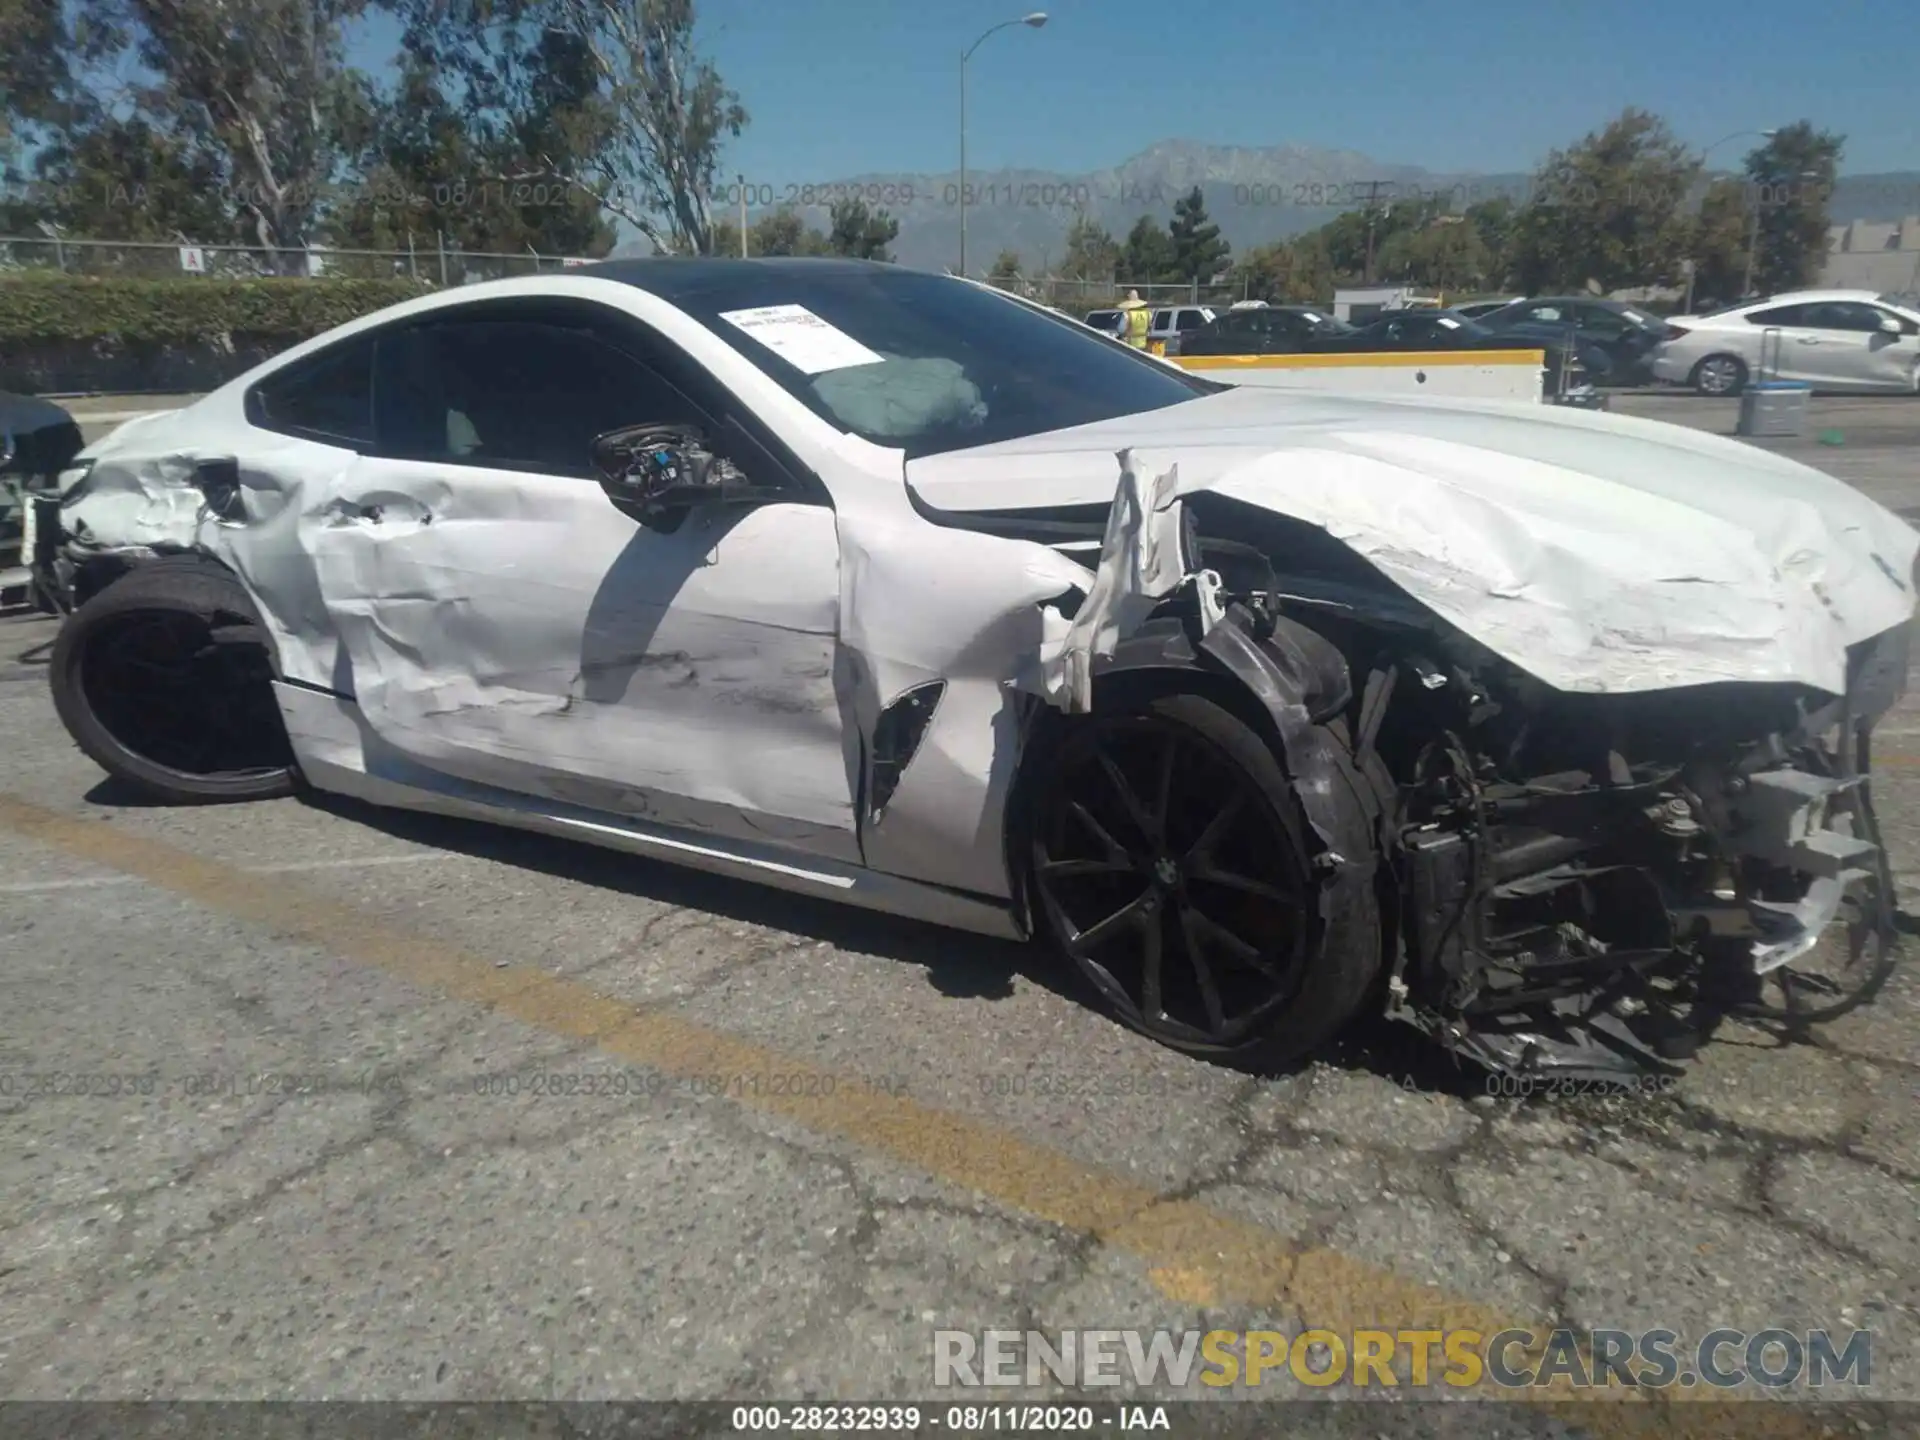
left=664, top=139, right=1920, bottom=274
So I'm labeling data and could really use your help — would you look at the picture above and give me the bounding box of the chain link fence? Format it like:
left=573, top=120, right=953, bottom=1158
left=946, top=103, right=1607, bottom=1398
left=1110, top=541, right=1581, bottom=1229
left=5, top=240, right=1269, bottom=311
left=0, top=236, right=594, bottom=284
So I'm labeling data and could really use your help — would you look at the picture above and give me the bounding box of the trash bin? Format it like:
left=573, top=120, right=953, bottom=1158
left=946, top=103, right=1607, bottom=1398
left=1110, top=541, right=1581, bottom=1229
left=1735, top=326, right=1810, bottom=438
left=1737, top=381, right=1811, bottom=438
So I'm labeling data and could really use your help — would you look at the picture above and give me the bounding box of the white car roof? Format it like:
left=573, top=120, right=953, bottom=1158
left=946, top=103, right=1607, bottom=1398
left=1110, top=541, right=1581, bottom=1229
left=1736, top=289, right=1893, bottom=307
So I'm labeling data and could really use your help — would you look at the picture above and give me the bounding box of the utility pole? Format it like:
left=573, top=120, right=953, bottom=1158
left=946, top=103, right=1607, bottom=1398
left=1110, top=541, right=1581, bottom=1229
left=1359, top=179, right=1389, bottom=284
left=738, top=172, right=748, bottom=257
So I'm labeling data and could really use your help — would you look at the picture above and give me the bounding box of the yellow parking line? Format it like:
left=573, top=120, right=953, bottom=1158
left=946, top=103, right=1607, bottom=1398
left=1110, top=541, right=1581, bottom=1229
left=0, top=791, right=1828, bottom=1434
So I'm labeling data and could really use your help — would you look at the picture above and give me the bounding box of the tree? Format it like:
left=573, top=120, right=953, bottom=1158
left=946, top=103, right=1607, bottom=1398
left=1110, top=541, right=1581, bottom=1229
left=544, top=0, right=745, bottom=253
left=1229, top=240, right=1291, bottom=302
left=1120, top=213, right=1176, bottom=284
left=388, top=0, right=745, bottom=255
left=1, top=0, right=125, bottom=171
left=1746, top=121, right=1844, bottom=296
left=1295, top=196, right=1449, bottom=283
left=1059, top=212, right=1119, bottom=284
left=1506, top=108, right=1696, bottom=294
left=1375, top=217, right=1493, bottom=292
left=746, top=205, right=824, bottom=256
left=95, top=0, right=376, bottom=267
left=1167, top=185, right=1228, bottom=283
left=18, top=115, right=230, bottom=242
left=1685, top=177, right=1750, bottom=310
left=1462, top=197, right=1516, bottom=289
left=331, top=35, right=614, bottom=257
left=825, top=197, right=896, bottom=261
left=988, top=249, right=1022, bottom=282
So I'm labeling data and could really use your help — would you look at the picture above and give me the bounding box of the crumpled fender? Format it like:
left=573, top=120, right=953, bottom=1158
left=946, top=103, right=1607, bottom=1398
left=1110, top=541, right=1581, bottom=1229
left=1027, top=447, right=1224, bottom=712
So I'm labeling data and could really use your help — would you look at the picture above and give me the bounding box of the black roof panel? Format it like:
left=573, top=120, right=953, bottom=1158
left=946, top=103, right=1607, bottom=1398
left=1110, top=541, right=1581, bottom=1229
left=572, top=255, right=904, bottom=303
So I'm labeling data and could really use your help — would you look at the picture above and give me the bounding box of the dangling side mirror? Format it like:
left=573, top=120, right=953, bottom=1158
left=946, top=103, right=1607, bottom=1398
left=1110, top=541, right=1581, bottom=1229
left=589, top=422, right=783, bottom=533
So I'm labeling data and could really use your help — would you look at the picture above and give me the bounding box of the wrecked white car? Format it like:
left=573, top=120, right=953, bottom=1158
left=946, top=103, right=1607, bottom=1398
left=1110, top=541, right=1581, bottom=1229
left=36, top=259, right=1916, bottom=1079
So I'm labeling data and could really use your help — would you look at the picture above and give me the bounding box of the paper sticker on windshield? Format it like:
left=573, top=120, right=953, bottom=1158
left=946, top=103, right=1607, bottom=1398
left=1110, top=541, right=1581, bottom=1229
left=717, top=304, right=885, bottom=374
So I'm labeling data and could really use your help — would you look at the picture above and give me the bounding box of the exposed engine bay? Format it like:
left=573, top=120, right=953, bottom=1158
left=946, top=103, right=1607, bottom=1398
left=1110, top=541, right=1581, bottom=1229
left=970, top=488, right=1910, bottom=1081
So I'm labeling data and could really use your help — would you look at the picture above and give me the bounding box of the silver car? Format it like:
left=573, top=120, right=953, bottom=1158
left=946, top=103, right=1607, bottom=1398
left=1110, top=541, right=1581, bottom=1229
left=1651, top=289, right=1920, bottom=395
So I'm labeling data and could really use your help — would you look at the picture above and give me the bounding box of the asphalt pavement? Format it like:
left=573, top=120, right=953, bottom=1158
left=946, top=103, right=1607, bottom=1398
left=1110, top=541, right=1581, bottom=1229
left=0, top=392, right=1915, bottom=1434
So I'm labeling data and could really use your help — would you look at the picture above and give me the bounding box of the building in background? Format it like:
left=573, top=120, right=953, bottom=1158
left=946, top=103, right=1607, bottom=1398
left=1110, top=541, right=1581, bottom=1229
left=1823, top=218, right=1920, bottom=295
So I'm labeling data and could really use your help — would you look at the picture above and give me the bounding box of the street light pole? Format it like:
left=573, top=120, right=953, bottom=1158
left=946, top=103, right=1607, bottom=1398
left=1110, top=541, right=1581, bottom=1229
left=1687, top=128, right=1775, bottom=307
left=959, top=12, right=1047, bottom=277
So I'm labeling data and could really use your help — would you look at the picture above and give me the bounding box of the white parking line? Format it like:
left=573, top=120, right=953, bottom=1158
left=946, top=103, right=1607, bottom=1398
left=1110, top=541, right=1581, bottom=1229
left=0, top=850, right=468, bottom=893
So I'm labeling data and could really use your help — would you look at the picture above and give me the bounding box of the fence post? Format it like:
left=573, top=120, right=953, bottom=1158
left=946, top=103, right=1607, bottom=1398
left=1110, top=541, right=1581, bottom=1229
left=437, top=230, right=448, bottom=287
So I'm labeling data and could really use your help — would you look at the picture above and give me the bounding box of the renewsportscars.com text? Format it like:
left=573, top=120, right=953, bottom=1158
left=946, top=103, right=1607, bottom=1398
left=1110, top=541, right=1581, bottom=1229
left=933, top=1327, right=1874, bottom=1391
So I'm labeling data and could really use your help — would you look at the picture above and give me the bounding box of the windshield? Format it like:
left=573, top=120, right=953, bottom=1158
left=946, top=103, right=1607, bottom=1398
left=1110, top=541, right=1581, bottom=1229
left=654, top=264, right=1219, bottom=459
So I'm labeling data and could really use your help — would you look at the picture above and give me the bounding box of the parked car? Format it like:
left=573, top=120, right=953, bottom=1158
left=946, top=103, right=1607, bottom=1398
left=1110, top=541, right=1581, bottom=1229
left=1650, top=290, right=1920, bottom=396
left=1147, top=305, right=1217, bottom=354
left=1083, top=308, right=1124, bottom=338
left=34, top=257, right=1913, bottom=1080
left=1175, top=304, right=1356, bottom=356
left=1319, top=308, right=1606, bottom=406
left=1479, top=321, right=1616, bottom=382
left=1, top=391, right=84, bottom=609
left=1474, top=296, right=1668, bottom=385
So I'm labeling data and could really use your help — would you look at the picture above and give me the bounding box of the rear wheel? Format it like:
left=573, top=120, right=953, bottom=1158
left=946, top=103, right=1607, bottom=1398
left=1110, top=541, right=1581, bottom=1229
left=49, top=556, right=297, bottom=804
left=1691, top=354, right=1748, bottom=396
left=1025, top=692, right=1380, bottom=1069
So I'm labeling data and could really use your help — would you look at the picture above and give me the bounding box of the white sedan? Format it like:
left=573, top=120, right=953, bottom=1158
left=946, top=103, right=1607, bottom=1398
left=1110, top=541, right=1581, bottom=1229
left=1651, top=289, right=1920, bottom=395
left=32, top=259, right=1916, bottom=1080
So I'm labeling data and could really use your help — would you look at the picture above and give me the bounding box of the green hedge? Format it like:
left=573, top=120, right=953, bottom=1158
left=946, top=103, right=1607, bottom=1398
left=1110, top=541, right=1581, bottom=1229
left=0, top=273, right=433, bottom=345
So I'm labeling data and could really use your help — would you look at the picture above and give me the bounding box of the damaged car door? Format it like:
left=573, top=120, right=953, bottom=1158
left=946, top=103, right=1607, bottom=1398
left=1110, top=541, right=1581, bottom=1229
left=290, top=299, right=860, bottom=860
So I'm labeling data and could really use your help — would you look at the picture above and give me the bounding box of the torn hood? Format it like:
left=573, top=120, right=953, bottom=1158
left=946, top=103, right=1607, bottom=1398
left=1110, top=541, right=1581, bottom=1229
left=905, top=386, right=1920, bottom=697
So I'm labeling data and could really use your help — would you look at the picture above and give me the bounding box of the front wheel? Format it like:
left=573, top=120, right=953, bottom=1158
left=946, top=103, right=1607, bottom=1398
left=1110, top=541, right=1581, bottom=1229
left=49, top=556, right=298, bottom=804
left=1025, top=692, right=1381, bottom=1070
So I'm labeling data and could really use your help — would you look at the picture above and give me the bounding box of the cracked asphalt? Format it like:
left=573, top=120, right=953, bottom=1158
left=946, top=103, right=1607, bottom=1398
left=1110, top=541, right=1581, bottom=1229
left=0, top=392, right=1915, bottom=1434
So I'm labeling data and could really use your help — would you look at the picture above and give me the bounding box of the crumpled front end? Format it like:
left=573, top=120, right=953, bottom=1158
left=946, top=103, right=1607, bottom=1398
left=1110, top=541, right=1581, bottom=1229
left=995, top=443, right=1912, bottom=1080
left=1368, top=617, right=1909, bottom=1079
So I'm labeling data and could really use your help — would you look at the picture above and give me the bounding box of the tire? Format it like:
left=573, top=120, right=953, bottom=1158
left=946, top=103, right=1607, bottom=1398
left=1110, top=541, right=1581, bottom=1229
left=49, top=555, right=299, bottom=804
left=1691, top=353, right=1748, bottom=397
left=1024, top=691, right=1381, bottom=1070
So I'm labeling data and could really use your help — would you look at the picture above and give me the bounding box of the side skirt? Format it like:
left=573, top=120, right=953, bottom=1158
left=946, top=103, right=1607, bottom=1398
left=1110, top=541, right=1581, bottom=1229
left=274, top=682, right=1025, bottom=942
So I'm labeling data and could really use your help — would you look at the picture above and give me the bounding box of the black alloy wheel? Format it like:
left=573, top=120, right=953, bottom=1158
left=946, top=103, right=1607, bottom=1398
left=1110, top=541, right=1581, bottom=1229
left=1030, top=700, right=1317, bottom=1053
left=79, top=610, right=290, bottom=778
left=50, top=555, right=299, bottom=803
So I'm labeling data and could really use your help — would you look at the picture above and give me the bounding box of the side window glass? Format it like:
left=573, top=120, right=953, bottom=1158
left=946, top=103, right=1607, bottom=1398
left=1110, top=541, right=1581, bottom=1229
left=1822, top=302, right=1886, bottom=332
left=372, top=318, right=703, bottom=477
left=1580, top=309, right=1629, bottom=338
left=1177, top=310, right=1205, bottom=331
left=248, top=335, right=376, bottom=448
left=1747, top=304, right=1811, bottom=327
left=1151, top=310, right=1172, bottom=331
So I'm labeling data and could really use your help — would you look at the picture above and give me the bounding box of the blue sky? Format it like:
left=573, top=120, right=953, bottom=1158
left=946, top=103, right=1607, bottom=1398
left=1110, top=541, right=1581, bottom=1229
left=347, top=0, right=1918, bottom=181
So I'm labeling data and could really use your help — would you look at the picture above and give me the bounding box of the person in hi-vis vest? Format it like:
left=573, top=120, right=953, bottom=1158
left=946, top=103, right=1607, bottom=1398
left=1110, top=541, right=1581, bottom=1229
left=1117, top=290, right=1150, bottom=347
